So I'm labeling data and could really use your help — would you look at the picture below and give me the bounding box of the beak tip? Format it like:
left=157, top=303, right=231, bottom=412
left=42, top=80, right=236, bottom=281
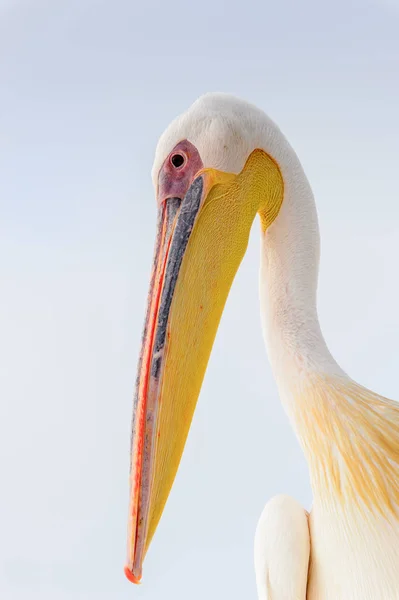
left=124, top=565, right=142, bottom=585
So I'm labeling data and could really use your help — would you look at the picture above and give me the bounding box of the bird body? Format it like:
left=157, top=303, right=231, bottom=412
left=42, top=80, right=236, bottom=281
left=126, top=93, right=399, bottom=598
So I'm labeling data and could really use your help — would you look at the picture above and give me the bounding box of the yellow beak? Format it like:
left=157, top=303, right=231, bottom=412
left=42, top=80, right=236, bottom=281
left=125, top=150, right=283, bottom=583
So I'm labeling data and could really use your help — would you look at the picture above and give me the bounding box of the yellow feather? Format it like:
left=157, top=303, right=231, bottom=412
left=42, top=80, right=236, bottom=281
left=293, top=374, right=399, bottom=516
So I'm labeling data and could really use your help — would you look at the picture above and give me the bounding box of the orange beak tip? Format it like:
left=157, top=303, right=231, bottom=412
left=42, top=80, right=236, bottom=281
left=124, top=565, right=142, bottom=585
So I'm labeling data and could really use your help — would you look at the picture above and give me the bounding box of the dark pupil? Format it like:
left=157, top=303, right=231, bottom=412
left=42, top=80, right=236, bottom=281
left=171, top=153, right=185, bottom=168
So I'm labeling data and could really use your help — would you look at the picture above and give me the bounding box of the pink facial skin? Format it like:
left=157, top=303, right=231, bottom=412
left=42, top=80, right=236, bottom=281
left=157, top=140, right=203, bottom=205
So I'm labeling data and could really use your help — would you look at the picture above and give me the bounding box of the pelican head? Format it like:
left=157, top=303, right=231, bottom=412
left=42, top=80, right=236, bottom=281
left=123, top=92, right=399, bottom=600
left=125, top=92, right=311, bottom=583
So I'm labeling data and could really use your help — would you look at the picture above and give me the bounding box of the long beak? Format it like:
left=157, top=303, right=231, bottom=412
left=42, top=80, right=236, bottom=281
left=125, top=151, right=283, bottom=583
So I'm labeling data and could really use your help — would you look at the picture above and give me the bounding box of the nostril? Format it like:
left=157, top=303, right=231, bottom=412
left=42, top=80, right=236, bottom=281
left=170, top=153, right=185, bottom=168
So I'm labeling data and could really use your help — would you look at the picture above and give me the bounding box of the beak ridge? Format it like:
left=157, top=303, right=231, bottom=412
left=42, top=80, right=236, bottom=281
left=126, top=177, right=205, bottom=582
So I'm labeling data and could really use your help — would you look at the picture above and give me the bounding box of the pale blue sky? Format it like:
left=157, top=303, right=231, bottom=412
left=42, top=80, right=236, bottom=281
left=1, top=1, right=399, bottom=599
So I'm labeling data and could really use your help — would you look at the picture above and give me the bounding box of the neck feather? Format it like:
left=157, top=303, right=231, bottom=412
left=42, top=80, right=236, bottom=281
left=258, top=146, right=399, bottom=519
left=259, top=147, right=344, bottom=398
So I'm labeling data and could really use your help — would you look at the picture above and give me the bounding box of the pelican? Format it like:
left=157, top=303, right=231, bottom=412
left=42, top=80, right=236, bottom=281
left=125, top=93, right=399, bottom=599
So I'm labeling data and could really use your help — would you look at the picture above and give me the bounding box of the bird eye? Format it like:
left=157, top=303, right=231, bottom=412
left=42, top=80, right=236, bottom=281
left=170, top=153, right=185, bottom=168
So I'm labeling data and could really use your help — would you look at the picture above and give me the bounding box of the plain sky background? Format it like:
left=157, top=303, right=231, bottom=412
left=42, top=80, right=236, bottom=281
left=1, top=0, right=399, bottom=598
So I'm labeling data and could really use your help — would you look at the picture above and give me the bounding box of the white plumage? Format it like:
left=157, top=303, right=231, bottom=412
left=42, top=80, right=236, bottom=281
left=255, top=496, right=310, bottom=599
